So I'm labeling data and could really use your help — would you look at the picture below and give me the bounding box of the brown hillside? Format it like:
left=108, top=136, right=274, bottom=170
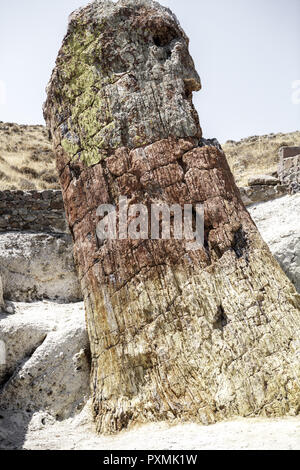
left=224, top=130, right=300, bottom=187
left=0, top=122, right=299, bottom=190
left=0, top=122, right=58, bottom=190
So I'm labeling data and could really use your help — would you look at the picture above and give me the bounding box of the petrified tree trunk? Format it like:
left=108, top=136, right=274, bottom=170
left=44, top=0, right=300, bottom=433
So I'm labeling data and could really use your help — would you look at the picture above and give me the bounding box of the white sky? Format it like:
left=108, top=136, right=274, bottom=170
left=0, top=0, right=299, bottom=142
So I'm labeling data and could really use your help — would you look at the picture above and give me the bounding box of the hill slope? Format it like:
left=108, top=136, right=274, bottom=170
left=223, top=130, right=300, bottom=187
left=0, top=122, right=299, bottom=190
left=0, top=122, right=58, bottom=190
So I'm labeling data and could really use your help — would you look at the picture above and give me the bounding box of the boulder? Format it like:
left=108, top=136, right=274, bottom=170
left=0, top=232, right=82, bottom=302
left=239, top=184, right=288, bottom=206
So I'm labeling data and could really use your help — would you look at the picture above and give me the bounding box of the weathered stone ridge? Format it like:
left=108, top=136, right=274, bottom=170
left=0, top=190, right=68, bottom=234
left=45, top=0, right=300, bottom=434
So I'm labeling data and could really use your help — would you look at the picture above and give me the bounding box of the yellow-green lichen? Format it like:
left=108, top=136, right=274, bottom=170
left=56, top=19, right=121, bottom=166
left=73, top=147, right=104, bottom=166
left=61, top=138, right=80, bottom=157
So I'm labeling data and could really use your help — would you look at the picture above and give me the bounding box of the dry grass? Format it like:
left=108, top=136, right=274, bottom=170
left=223, top=130, right=300, bottom=187
left=0, top=122, right=299, bottom=190
left=0, top=122, right=59, bottom=190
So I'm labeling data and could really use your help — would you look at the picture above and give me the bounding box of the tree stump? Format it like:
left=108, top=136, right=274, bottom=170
left=44, top=0, right=300, bottom=434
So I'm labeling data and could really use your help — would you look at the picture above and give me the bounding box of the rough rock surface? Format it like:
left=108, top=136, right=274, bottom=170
left=45, top=0, right=202, bottom=164
left=44, top=0, right=300, bottom=434
left=249, top=194, right=300, bottom=293
left=280, top=147, right=300, bottom=159
left=0, top=232, right=82, bottom=302
left=248, top=175, right=279, bottom=186
left=0, top=190, right=68, bottom=234
left=0, top=301, right=90, bottom=448
left=278, top=153, right=300, bottom=195
left=239, top=184, right=288, bottom=206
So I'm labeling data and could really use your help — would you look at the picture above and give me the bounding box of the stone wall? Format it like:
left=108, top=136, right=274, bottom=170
left=0, top=190, right=68, bottom=234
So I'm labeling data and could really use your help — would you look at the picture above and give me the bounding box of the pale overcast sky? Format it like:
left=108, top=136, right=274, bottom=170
left=0, top=0, right=299, bottom=142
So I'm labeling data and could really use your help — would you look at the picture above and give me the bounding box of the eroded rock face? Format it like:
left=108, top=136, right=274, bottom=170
left=0, top=190, right=68, bottom=234
left=0, top=302, right=89, bottom=424
left=45, top=0, right=201, bottom=168
left=44, top=0, right=300, bottom=434
left=249, top=194, right=300, bottom=293
left=0, top=232, right=82, bottom=302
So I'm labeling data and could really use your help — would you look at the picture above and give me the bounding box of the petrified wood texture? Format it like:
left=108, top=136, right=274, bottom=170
left=44, top=0, right=300, bottom=433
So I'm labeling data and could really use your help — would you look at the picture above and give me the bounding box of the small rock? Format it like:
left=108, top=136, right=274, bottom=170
left=248, top=175, right=279, bottom=186
left=239, top=184, right=288, bottom=206
left=5, top=305, right=14, bottom=315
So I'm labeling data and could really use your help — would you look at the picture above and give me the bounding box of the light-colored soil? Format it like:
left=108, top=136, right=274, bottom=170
left=1, top=403, right=299, bottom=450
